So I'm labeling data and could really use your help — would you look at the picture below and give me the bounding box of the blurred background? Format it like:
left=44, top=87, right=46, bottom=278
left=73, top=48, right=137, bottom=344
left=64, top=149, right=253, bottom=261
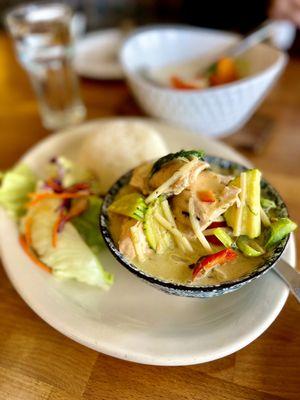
left=1, top=0, right=300, bottom=54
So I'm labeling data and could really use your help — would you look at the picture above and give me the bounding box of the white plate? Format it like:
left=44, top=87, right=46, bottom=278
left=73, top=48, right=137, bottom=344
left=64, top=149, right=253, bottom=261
left=0, top=118, right=295, bottom=365
left=74, top=29, right=124, bottom=80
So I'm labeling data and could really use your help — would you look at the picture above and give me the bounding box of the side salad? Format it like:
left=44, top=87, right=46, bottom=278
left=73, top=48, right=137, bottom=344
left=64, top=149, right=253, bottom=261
left=0, top=157, right=113, bottom=289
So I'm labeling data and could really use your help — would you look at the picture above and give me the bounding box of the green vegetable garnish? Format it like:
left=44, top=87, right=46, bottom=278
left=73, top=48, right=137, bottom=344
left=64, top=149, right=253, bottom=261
left=108, top=192, right=147, bottom=221
left=204, top=62, right=218, bottom=77
left=213, top=228, right=234, bottom=248
left=150, top=150, right=205, bottom=177
left=265, top=218, right=297, bottom=248
left=0, top=163, right=37, bottom=219
left=261, top=198, right=276, bottom=212
left=237, top=236, right=265, bottom=257
left=72, top=196, right=104, bottom=255
left=144, top=199, right=173, bottom=253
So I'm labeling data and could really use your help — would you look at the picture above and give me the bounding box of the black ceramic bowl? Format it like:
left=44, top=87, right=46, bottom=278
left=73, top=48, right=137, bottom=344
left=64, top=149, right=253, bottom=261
left=100, top=156, right=290, bottom=298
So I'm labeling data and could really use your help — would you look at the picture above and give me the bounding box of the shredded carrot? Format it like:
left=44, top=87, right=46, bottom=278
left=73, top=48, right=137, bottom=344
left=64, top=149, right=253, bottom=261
left=210, top=57, right=238, bottom=86
left=170, top=75, right=200, bottom=90
left=45, top=178, right=63, bottom=192
left=19, top=235, right=51, bottom=273
left=27, top=191, right=89, bottom=207
left=24, top=217, right=33, bottom=247
left=51, top=199, right=88, bottom=247
left=52, top=213, right=63, bottom=248
left=197, top=190, right=216, bottom=203
left=66, top=198, right=88, bottom=220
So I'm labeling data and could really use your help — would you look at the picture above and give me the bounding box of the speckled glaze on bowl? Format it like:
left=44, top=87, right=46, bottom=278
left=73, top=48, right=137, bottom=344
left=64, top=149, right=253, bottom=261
left=100, top=156, right=290, bottom=298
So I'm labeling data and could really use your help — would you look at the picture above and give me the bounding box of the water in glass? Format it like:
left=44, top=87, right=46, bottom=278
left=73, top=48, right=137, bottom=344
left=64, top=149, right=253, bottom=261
left=6, top=3, right=86, bottom=130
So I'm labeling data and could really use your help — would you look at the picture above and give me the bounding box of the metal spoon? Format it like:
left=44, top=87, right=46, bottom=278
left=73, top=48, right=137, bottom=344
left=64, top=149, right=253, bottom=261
left=218, top=19, right=275, bottom=57
left=274, top=259, right=300, bottom=303
left=199, top=19, right=277, bottom=76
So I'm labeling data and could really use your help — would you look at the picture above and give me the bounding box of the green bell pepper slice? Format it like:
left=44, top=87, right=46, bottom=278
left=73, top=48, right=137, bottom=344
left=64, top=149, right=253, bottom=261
left=237, top=236, right=265, bottom=257
left=265, top=218, right=297, bottom=248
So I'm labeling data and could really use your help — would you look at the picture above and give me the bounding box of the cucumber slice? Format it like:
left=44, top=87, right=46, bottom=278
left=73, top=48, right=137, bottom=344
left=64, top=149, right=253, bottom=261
left=143, top=200, right=173, bottom=253
left=109, top=192, right=147, bottom=221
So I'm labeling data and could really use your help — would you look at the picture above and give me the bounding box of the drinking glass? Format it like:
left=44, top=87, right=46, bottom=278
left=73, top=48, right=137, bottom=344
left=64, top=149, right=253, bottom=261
left=6, top=2, right=86, bottom=130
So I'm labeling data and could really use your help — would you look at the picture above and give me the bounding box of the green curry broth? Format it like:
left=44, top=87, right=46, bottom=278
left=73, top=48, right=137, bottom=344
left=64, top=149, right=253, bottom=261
left=108, top=169, right=272, bottom=286
left=134, top=244, right=265, bottom=286
left=109, top=209, right=266, bottom=285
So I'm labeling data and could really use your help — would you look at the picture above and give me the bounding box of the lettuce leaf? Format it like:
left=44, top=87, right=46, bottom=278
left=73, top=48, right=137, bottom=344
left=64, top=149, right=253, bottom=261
left=72, top=196, right=104, bottom=255
left=0, top=164, right=37, bottom=219
left=29, top=200, right=113, bottom=289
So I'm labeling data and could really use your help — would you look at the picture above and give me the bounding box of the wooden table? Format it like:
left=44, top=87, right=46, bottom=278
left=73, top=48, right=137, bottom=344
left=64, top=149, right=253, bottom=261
left=0, top=34, right=299, bottom=400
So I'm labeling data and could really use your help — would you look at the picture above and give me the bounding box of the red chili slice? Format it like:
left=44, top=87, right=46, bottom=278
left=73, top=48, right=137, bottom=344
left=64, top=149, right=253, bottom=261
left=65, top=182, right=90, bottom=193
left=206, top=235, right=222, bottom=246
left=207, top=221, right=227, bottom=229
left=206, top=221, right=227, bottom=245
left=192, top=248, right=237, bottom=280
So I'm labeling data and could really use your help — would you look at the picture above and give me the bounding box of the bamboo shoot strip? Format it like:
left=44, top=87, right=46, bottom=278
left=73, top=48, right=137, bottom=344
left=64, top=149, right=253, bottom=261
left=189, top=197, right=212, bottom=253
left=154, top=212, right=193, bottom=253
left=233, top=172, right=247, bottom=236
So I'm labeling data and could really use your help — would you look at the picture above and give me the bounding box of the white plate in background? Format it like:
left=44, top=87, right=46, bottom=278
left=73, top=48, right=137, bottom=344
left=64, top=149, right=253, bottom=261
left=74, top=29, right=124, bottom=80
left=0, top=118, right=295, bottom=365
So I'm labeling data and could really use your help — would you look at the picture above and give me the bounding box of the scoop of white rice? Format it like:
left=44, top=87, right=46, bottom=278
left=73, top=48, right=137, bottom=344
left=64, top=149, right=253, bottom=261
left=78, top=121, right=169, bottom=193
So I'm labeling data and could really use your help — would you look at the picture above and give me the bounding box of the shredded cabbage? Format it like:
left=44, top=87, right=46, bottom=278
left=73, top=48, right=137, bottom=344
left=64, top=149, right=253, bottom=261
left=47, top=157, right=100, bottom=192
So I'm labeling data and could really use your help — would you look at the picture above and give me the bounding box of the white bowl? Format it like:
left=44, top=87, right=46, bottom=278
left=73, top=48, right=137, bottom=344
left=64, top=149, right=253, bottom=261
left=120, top=26, right=287, bottom=137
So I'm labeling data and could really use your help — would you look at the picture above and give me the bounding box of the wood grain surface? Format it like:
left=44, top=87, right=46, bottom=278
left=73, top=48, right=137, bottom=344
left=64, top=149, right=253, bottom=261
left=0, top=34, right=299, bottom=400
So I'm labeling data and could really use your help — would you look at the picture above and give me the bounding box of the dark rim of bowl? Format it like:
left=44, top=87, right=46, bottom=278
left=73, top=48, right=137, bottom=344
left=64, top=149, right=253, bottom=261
left=99, top=155, right=290, bottom=292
